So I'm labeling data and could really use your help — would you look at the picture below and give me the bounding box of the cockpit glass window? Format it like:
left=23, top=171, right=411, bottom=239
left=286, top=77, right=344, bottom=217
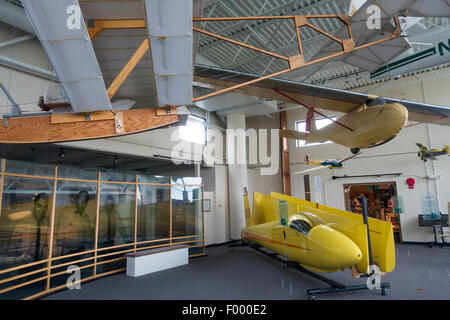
left=289, top=219, right=312, bottom=235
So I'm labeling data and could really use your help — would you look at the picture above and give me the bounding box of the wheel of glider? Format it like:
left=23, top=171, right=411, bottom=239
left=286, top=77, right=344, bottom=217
left=381, top=288, right=388, bottom=296
left=350, top=148, right=360, bottom=154
left=308, top=294, right=316, bottom=300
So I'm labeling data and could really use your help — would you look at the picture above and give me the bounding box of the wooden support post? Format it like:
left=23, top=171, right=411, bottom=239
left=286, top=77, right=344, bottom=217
left=280, top=111, right=291, bottom=196
left=93, top=171, right=100, bottom=276
left=107, top=38, right=150, bottom=100
left=45, top=166, right=58, bottom=291
left=0, top=159, right=5, bottom=221
left=134, top=174, right=138, bottom=252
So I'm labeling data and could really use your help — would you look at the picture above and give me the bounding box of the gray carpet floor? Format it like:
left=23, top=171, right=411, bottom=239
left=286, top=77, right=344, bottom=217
left=43, top=243, right=450, bottom=300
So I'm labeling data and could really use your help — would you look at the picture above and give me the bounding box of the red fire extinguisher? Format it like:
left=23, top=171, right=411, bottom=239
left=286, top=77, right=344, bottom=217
left=406, top=178, right=415, bottom=189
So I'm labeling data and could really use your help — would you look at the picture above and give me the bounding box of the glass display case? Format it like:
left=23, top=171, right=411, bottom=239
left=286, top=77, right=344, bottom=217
left=0, top=159, right=204, bottom=299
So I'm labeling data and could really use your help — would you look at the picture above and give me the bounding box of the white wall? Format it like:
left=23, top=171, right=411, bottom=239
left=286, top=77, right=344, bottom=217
left=245, top=113, right=283, bottom=207
left=0, top=22, right=54, bottom=115
left=286, top=69, right=450, bottom=243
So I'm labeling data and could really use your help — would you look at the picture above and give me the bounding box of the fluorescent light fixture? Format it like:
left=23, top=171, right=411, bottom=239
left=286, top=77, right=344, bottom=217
left=21, top=0, right=111, bottom=113
left=144, top=0, right=193, bottom=107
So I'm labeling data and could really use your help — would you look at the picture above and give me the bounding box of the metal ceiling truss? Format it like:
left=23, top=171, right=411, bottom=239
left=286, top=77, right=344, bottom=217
left=84, top=13, right=402, bottom=109
left=192, top=14, right=401, bottom=103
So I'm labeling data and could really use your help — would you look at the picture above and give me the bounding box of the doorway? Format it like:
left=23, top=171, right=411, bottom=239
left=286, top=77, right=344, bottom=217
left=343, top=182, right=402, bottom=243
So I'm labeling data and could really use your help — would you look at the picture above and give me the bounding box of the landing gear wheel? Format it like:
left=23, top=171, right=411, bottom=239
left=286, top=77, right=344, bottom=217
left=381, top=288, right=388, bottom=296
left=308, top=294, right=316, bottom=300
left=350, top=148, right=360, bottom=154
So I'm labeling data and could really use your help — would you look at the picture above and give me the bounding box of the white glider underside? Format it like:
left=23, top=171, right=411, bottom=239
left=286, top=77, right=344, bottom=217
left=22, top=0, right=112, bottom=113
left=293, top=166, right=330, bottom=175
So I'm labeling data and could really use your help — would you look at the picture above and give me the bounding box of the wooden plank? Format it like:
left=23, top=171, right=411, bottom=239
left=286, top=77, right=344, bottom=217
left=100, top=20, right=146, bottom=29
left=107, top=38, right=150, bottom=100
left=51, top=111, right=115, bottom=124
left=0, top=108, right=178, bottom=144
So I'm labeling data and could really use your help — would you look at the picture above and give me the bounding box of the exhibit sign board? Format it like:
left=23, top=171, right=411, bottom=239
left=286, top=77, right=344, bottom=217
left=392, top=196, right=404, bottom=214
left=279, top=200, right=288, bottom=226
left=421, top=196, right=440, bottom=219
left=243, top=187, right=253, bottom=226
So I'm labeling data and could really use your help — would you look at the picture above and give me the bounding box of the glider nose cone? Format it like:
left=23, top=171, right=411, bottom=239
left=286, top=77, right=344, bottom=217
left=390, top=103, right=408, bottom=125
left=339, top=239, right=362, bottom=267
left=309, top=225, right=362, bottom=269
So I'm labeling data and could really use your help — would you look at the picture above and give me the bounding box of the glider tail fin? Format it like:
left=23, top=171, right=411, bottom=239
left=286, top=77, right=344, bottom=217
left=243, top=187, right=254, bottom=227
left=443, top=145, right=449, bottom=154
left=279, top=129, right=311, bottom=142
left=305, top=109, right=316, bottom=133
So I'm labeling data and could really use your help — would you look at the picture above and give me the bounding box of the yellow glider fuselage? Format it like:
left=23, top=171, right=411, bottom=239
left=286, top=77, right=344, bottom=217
left=241, top=214, right=362, bottom=273
left=317, top=103, right=407, bottom=148
left=281, top=103, right=408, bottom=151
left=312, top=103, right=408, bottom=149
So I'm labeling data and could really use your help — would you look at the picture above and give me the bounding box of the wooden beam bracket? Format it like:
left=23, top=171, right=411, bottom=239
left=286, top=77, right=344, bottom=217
left=156, top=107, right=178, bottom=116
left=289, top=54, right=305, bottom=70
left=294, top=15, right=308, bottom=27
left=342, top=38, right=355, bottom=52
left=114, top=112, right=125, bottom=134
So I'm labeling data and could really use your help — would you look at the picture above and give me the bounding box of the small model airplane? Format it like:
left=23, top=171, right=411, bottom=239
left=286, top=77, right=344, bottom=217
left=293, top=153, right=360, bottom=175
left=416, top=143, right=450, bottom=162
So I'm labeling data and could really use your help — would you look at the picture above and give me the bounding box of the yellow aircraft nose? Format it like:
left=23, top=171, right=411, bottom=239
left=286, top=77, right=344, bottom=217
left=308, top=225, right=362, bottom=270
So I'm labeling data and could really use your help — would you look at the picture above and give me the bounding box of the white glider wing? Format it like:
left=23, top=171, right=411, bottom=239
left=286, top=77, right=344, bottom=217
left=293, top=166, right=330, bottom=175
left=22, top=0, right=112, bottom=113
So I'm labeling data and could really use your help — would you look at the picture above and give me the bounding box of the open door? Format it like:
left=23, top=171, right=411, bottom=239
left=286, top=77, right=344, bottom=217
left=344, top=182, right=402, bottom=243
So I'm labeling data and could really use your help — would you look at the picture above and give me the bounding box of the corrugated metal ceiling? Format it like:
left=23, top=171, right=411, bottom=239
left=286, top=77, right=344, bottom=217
left=197, top=0, right=450, bottom=90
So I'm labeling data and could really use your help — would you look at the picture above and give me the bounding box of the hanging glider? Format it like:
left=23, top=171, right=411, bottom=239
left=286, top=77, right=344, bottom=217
left=195, top=65, right=450, bottom=153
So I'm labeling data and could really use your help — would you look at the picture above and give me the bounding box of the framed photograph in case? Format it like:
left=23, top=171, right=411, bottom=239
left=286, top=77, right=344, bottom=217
left=204, top=199, right=211, bottom=212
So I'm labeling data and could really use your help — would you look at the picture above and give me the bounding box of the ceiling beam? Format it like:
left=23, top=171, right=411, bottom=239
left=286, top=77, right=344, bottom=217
left=198, top=0, right=339, bottom=50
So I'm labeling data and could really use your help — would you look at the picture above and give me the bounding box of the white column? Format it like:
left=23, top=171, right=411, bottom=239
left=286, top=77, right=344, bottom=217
left=226, top=113, right=248, bottom=240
